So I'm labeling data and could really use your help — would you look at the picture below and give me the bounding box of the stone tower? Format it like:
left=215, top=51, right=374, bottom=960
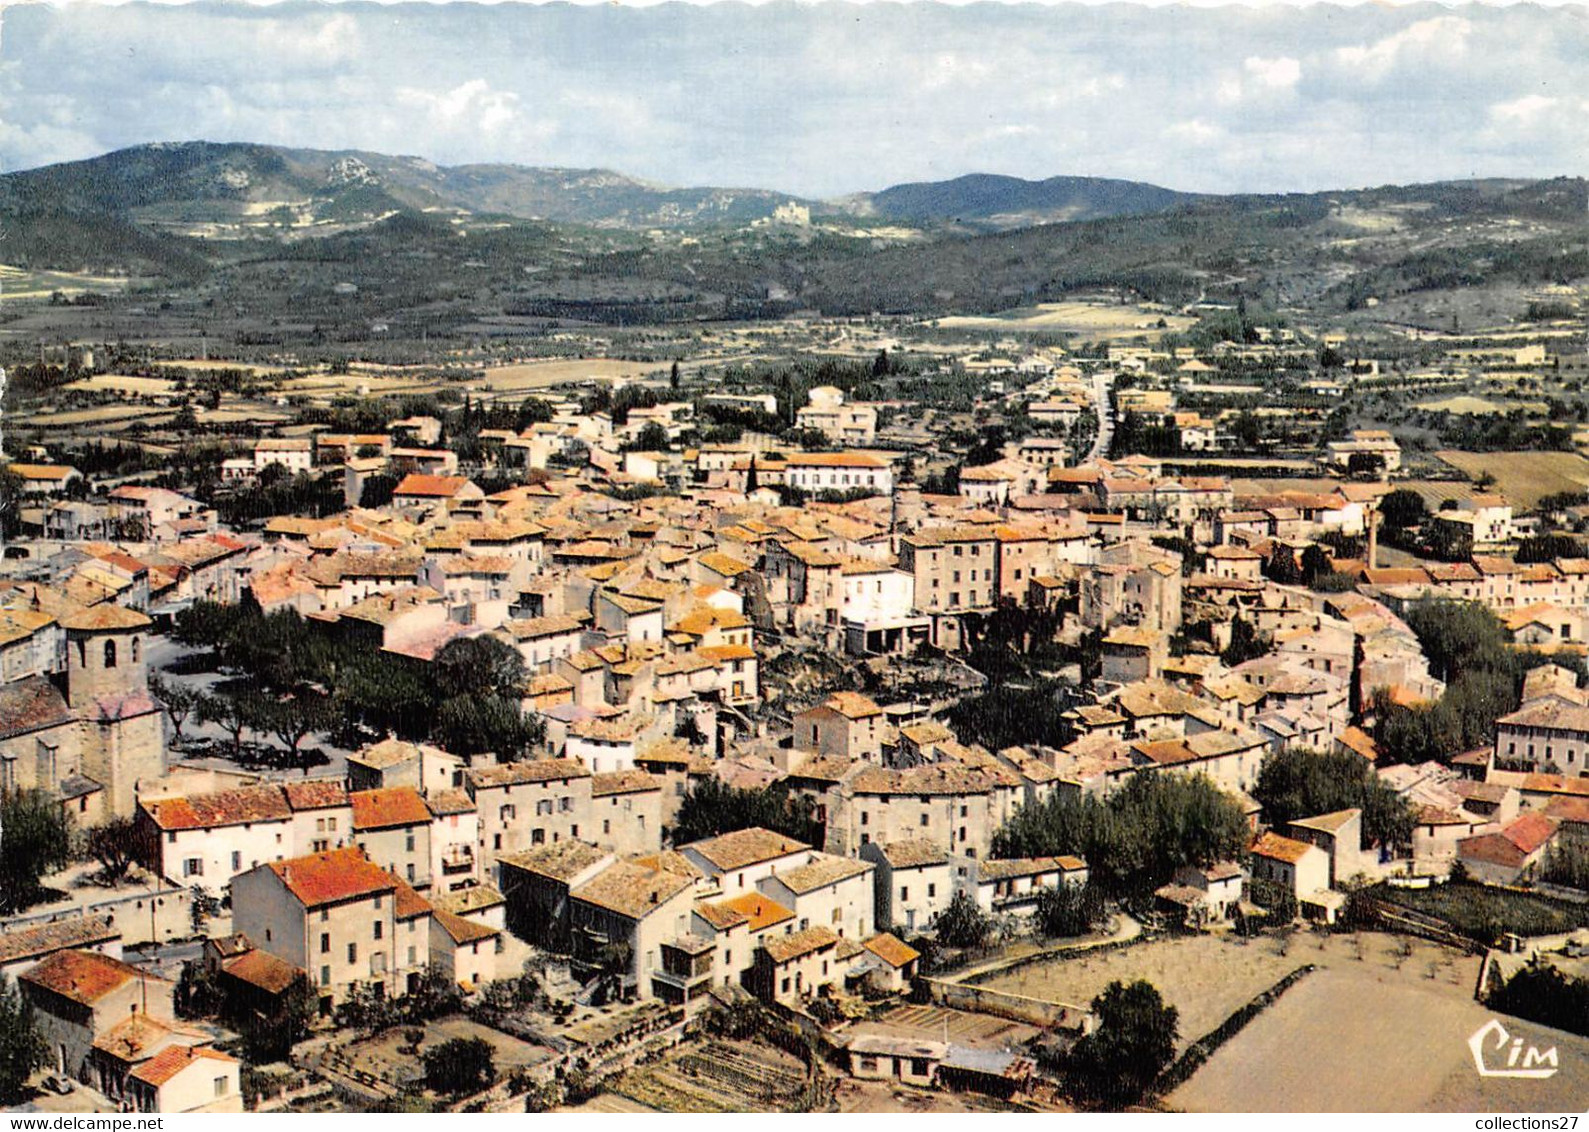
left=60, top=604, right=165, bottom=817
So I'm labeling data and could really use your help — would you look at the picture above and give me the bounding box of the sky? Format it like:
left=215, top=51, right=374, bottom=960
left=0, top=1, right=1585, bottom=198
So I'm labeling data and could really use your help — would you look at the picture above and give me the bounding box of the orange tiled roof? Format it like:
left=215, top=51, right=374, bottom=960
left=130, top=1045, right=238, bottom=1088
left=349, top=787, right=431, bottom=831
left=266, top=847, right=395, bottom=909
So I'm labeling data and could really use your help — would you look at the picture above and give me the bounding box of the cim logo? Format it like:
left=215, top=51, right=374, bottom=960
left=1468, top=1019, right=1559, bottom=1079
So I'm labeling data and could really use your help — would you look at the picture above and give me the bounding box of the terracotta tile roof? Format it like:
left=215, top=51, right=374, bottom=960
left=812, top=691, right=883, bottom=720
left=570, top=860, right=695, bottom=920
left=349, top=787, right=432, bottom=831
left=394, top=473, right=472, bottom=498
left=862, top=932, right=920, bottom=968
left=430, top=884, right=504, bottom=917
left=767, top=854, right=872, bottom=894
left=280, top=780, right=347, bottom=811
left=389, top=876, right=433, bottom=921
left=467, top=757, right=590, bottom=789
left=762, top=925, right=839, bottom=964
left=22, top=949, right=166, bottom=1005
left=498, top=839, right=610, bottom=883
left=57, top=604, right=152, bottom=632
left=434, top=908, right=499, bottom=946
left=683, top=827, right=810, bottom=872
left=130, top=1044, right=238, bottom=1088
left=142, top=786, right=292, bottom=832
left=977, top=856, right=1087, bottom=880
left=266, top=847, right=395, bottom=909
left=0, top=676, right=74, bottom=741
left=221, top=948, right=304, bottom=995
left=426, top=788, right=476, bottom=817
left=591, top=769, right=660, bottom=797
left=875, top=839, right=949, bottom=869
left=1250, top=830, right=1318, bottom=866
left=0, top=916, right=119, bottom=966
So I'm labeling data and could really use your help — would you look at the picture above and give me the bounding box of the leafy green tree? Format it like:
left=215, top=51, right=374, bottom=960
left=1065, top=980, right=1179, bottom=1108
left=1379, top=489, right=1426, bottom=531
left=1515, top=533, right=1586, bottom=564
left=993, top=773, right=1248, bottom=898
left=672, top=779, right=821, bottom=846
left=87, top=816, right=142, bottom=885
left=434, top=635, right=528, bottom=701
left=1263, top=544, right=1302, bottom=585
left=0, top=976, right=46, bottom=1103
left=933, top=892, right=992, bottom=950
left=434, top=695, right=542, bottom=760
left=1253, top=747, right=1413, bottom=852
left=425, top=1036, right=496, bottom=1095
left=1034, top=881, right=1106, bottom=938
left=0, top=467, right=24, bottom=541
left=149, top=673, right=201, bottom=746
left=1221, top=617, right=1270, bottom=667
left=1488, top=964, right=1589, bottom=1038
left=0, top=790, right=72, bottom=913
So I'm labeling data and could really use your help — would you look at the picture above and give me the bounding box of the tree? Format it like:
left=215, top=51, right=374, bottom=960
left=993, top=773, right=1248, bottom=899
left=0, top=976, right=46, bottom=1104
left=87, top=817, right=142, bottom=885
left=433, top=694, right=542, bottom=760
left=1252, top=747, right=1413, bottom=852
left=1300, top=544, right=1333, bottom=588
left=1065, top=980, right=1179, bottom=1108
left=1221, top=617, right=1270, bottom=667
left=0, top=790, right=72, bottom=913
left=258, top=694, right=335, bottom=767
left=0, top=466, right=24, bottom=541
left=672, top=779, right=821, bottom=846
left=199, top=688, right=266, bottom=760
left=424, top=1036, right=496, bottom=1095
left=933, top=892, right=992, bottom=950
left=1379, top=489, right=1426, bottom=531
left=626, top=421, right=670, bottom=453
left=1346, top=452, right=1386, bottom=478
left=148, top=673, right=201, bottom=746
left=1263, top=544, right=1302, bottom=586
left=433, top=635, right=528, bottom=702
left=1515, top=533, right=1586, bottom=564
left=1034, top=881, right=1105, bottom=938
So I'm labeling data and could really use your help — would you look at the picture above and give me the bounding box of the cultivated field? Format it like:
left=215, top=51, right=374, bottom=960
left=1435, top=449, right=1589, bottom=507
left=980, top=932, right=1477, bottom=1054
left=477, top=358, right=667, bottom=393
left=62, top=373, right=180, bottom=396
left=579, top=1038, right=809, bottom=1113
left=932, top=301, right=1195, bottom=339
left=1414, top=395, right=1549, bottom=416
left=1170, top=964, right=1589, bottom=1112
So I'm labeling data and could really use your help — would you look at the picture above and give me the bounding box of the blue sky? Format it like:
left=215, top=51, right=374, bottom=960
left=0, top=1, right=1584, bottom=197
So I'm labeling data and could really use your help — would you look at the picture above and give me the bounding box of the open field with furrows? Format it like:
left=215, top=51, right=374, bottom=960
left=61, top=373, right=180, bottom=396
left=1169, top=964, right=1589, bottom=1112
left=861, top=1003, right=1041, bottom=1048
left=11, top=404, right=176, bottom=429
left=0, top=263, right=131, bottom=298
left=1435, top=449, right=1589, bottom=507
left=1414, top=395, right=1550, bottom=416
left=582, top=1038, right=809, bottom=1113
left=981, top=932, right=1478, bottom=1055
left=931, top=301, right=1196, bottom=338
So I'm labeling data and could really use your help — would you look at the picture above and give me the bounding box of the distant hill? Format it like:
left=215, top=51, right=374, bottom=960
left=845, top=172, right=1199, bottom=230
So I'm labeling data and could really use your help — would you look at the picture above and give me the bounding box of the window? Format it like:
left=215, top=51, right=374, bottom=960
left=500, top=804, right=516, bottom=822
left=919, top=814, right=929, bottom=827
left=104, top=640, right=117, bottom=669
left=231, top=851, right=241, bottom=872
left=559, top=797, right=573, bottom=812
left=406, top=864, right=416, bottom=881
left=859, top=812, right=869, bottom=827
left=374, top=921, right=383, bottom=940
left=214, top=1075, right=229, bottom=1097
left=603, top=819, right=611, bottom=835
left=900, top=886, right=909, bottom=901
left=321, top=933, right=330, bottom=954
left=960, top=805, right=968, bottom=818
left=408, top=946, right=417, bottom=966
left=183, top=858, right=202, bottom=877
left=531, top=829, right=546, bottom=845
left=347, top=943, right=357, bottom=963
left=927, top=884, right=936, bottom=898
left=320, top=965, right=330, bottom=987
left=373, top=895, right=382, bottom=911
left=321, top=908, right=330, bottom=923
left=536, top=799, right=554, bottom=817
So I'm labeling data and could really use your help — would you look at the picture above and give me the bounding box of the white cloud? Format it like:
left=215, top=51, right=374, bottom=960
left=1489, top=94, right=1558, bottom=126
left=1244, top=56, right=1301, bottom=91
left=395, top=80, right=521, bottom=135
left=1334, top=16, right=1472, bottom=83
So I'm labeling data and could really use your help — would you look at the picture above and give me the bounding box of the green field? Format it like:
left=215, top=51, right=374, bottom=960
left=1374, top=882, right=1589, bottom=941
